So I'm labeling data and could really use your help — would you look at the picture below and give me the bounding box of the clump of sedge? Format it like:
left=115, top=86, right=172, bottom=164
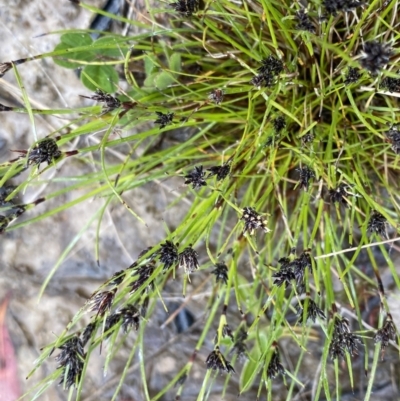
left=211, top=262, right=229, bottom=284
left=359, top=41, right=393, bottom=76
left=206, top=346, right=235, bottom=374
left=385, top=124, right=400, bottom=154
left=155, top=111, right=174, bottom=129
left=329, top=316, right=361, bottom=360
left=367, top=210, right=388, bottom=239
left=295, top=10, right=315, bottom=33
left=55, top=335, right=85, bottom=389
left=171, top=0, right=198, bottom=16
left=251, top=55, right=284, bottom=88
left=296, top=166, right=315, bottom=190
left=184, top=165, right=207, bottom=189
left=241, top=207, right=269, bottom=235
left=344, top=67, right=362, bottom=85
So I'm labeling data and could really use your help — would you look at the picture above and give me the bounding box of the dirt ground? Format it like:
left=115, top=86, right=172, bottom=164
left=1, top=1, right=400, bottom=401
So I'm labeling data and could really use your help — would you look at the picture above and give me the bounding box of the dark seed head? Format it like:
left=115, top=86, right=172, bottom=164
left=178, top=246, right=200, bottom=274
left=81, top=322, right=97, bottom=346
left=211, top=262, right=229, bottom=284
left=230, top=328, right=248, bottom=360
left=385, top=124, right=400, bottom=154
left=272, top=116, right=286, bottom=134
left=130, top=262, right=156, bottom=293
left=158, top=240, right=179, bottom=271
left=108, top=270, right=126, bottom=286
left=359, top=41, right=393, bottom=76
left=296, top=299, right=326, bottom=323
left=55, top=335, right=85, bottom=389
left=374, top=318, right=397, bottom=350
left=206, top=347, right=235, bottom=374
left=251, top=55, right=283, bottom=87
left=380, top=73, right=400, bottom=93
left=85, top=89, right=121, bottom=113
left=241, top=207, right=269, bottom=235
left=87, top=289, right=117, bottom=316
left=119, top=305, right=141, bottom=332
left=329, top=183, right=352, bottom=206
left=207, top=163, right=230, bottom=181
left=344, top=67, right=362, bottom=85
left=296, top=166, right=315, bottom=191
left=171, top=0, right=199, bottom=16
left=104, top=313, right=122, bottom=336
left=295, top=10, right=316, bottom=33
left=329, top=316, right=361, bottom=360
left=367, top=210, right=388, bottom=239
left=184, top=165, right=207, bottom=189
left=323, top=0, right=363, bottom=15
left=267, top=348, right=285, bottom=379
left=155, top=111, right=174, bottom=129
left=209, top=89, right=224, bottom=105
left=28, top=138, right=62, bottom=166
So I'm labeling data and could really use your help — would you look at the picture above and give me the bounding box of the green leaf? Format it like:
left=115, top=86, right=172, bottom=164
left=80, top=65, right=119, bottom=93
left=154, top=71, right=174, bottom=90
left=169, top=52, right=181, bottom=72
left=53, top=33, right=95, bottom=69
left=93, top=36, right=129, bottom=58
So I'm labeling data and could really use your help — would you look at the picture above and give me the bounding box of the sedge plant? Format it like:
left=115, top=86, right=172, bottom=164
left=1, top=0, right=400, bottom=400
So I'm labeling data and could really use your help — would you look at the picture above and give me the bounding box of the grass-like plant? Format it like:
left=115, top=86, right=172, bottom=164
left=1, top=0, right=400, bottom=399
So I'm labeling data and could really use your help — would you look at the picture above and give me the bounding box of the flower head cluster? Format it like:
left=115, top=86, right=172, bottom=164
left=208, top=89, right=224, bottom=105
left=171, top=0, right=198, bottom=16
left=207, top=162, right=231, bottom=181
left=82, top=89, right=121, bottom=113
left=251, top=55, right=284, bottom=87
left=206, top=347, right=235, bottom=374
left=296, top=299, right=326, bottom=323
left=230, top=328, right=248, bottom=360
left=211, top=262, right=229, bottom=284
left=329, top=183, right=352, bottom=206
left=329, top=316, right=361, bottom=360
left=158, top=240, right=179, bottom=271
left=27, top=138, right=62, bottom=166
left=374, top=318, right=397, bottom=350
left=367, top=210, right=388, bottom=239
left=359, top=41, right=393, bottom=76
left=55, top=335, right=85, bottom=389
left=344, top=67, right=362, bottom=85
left=273, top=116, right=286, bottom=134
left=154, top=111, right=174, bottom=129
left=385, top=124, right=400, bottom=154
left=240, top=207, right=269, bottom=235
left=323, top=0, right=363, bottom=15
left=267, top=348, right=285, bottom=379
left=81, top=322, right=97, bottom=346
left=130, top=261, right=156, bottom=293
left=380, top=73, right=400, bottom=93
left=184, top=165, right=207, bottom=189
left=273, top=251, right=312, bottom=292
left=87, top=289, right=117, bottom=316
left=178, top=245, right=200, bottom=274
left=295, top=10, right=315, bottom=33
left=104, top=304, right=141, bottom=336
left=296, top=166, right=315, bottom=191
